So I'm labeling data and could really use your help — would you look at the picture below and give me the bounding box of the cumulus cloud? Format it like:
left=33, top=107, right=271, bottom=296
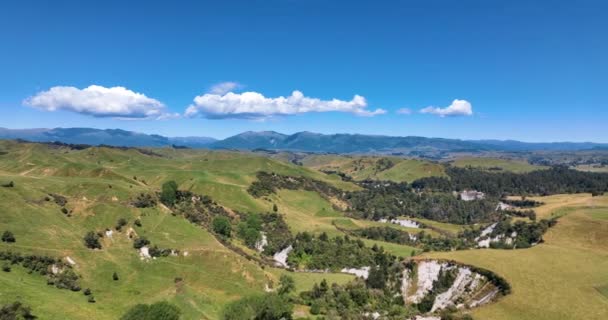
left=396, top=108, right=412, bottom=115
left=420, top=99, right=473, bottom=117
left=23, top=85, right=168, bottom=119
left=185, top=90, right=386, bottom=119
left=209, top=82, right=242, bottom=95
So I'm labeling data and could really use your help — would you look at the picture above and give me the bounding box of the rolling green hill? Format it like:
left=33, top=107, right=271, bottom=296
left=451, top=157, right=547, bottom=173
left=301, top=154, right=446, bottom=182
left=1, top=140, right=606, bottom=320
left=0, top=141, right=362, bottom=319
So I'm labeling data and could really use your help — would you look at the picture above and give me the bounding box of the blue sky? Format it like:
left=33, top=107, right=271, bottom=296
left=1, top=0, right=607, bottom=141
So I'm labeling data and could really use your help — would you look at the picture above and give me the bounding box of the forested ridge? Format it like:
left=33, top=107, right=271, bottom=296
left=412, top=166, right=608, bottom=196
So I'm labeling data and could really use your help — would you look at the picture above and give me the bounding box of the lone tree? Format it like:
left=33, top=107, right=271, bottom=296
left=277, top=274, right=295, bottom=296
left=1, top=181, right=14, bottom=188
left=83, top=231, right=102, bottom=249
left=160, top=181, right=179, bottom=206
left=1, top=231, right=15, bottom=243
left=112, top=272, right=119, bottom=281
left=115, top=218, right=128, bottom=231
left=212, top=216, right=232, bottom=238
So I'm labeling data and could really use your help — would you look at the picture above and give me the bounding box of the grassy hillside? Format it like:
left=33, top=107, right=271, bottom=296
left=451, top=157, right=547, bottom=173
left=0, top=175, right=267, bottom=319
left=0, top=141, right=366, bottom=319
left=301, top=155, right=446, bottom=182
left=427, top=194, right=608, bottom=320
left=1, top=140, right=606, bottom=319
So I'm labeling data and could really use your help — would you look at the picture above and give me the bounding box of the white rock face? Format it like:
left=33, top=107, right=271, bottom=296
left=51, top=265, right=60, bottom=274
left=407, top=260, right=444, bottom=303
left=401, top=269, right=411, bottom=300
left=431, top=267, right=474, bottom=312
left=65, top=256, right=76, bottom=266
left=402, top=260, right=501, bottom=313
left=105, top=229, right=113, bottom=238
left=460, top=190, right=485, bottom=201
left=412, top=316, right=441, bottom=320
left=379, top=218, right=421, bottom=228
left=273, top=245, right=292, bottom=268
left=139, top=246, right=151, bottom=260
left=341, top=266, right=370, bottom=279
left=475, top=223, right=497, bottom=248
left=496, top=202, right=513, bottom=211
left=470, top=288, right=499, bottom=307
left=255, top=232, right=268, bottom=252
left=390, top=219, right=421, bottom=229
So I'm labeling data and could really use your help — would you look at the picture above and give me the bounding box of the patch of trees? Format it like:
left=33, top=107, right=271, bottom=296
left=351, top=227, right=474, bottom=252
left=0, top=251, right=81, bottom=292
left=353, top=226, right=416, bottom=246
left=248, top=172, right=500, bottom=224
left=247, top=172, right=342, bottom=199
left=301, top=263, right=411, bottom=318
left=222, top=293, right=293, bottom=320
left=237, top=213, right=262, bottom=247
left=412, top=166, right=608, bottom=196
left=260, top=213, right=292, bottom=255
left=132, top=193, right=156, bottom=208
left=236, top=212, right=292, bottom=255
left=375, top=157, right=394, bottom=171
left=160, top=181, right=178, bottom=206
left=163, top=182, right=230, bottom=228
left=320, top=170, right=353, bottom=182
left=287, top=233, right=396, bottom=271
left=121, top=301, right=181, bottom=320
left=133, top=237, right=150, bottom=249
left=502, top=209, right=537, bottom=220
left=212, top=216, right=232, bottom=238
left=0, top=302, right=36, bottom=320
left=83, top=231, right=102, bottom=249
left=346, top=185, right=498, bottom=224
left=501, top=198, right=544, bottom=208
left=2, top=231, right=15, bottom=243
left=488, top=218, right=557, bottom=249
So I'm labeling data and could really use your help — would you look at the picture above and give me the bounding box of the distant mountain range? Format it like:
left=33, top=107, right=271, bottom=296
left=1, top=127, right=606, bottom=153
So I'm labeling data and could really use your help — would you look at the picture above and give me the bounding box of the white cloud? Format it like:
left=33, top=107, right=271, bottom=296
left=396, top=108, right=412, bottom=115
left=185, top=90, right=386, bottom=119
left=23, top=85, right=167, bottom=119
left=209, top=82, right=242, bottom=95
left=420, top=99, right=473, bottom=117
